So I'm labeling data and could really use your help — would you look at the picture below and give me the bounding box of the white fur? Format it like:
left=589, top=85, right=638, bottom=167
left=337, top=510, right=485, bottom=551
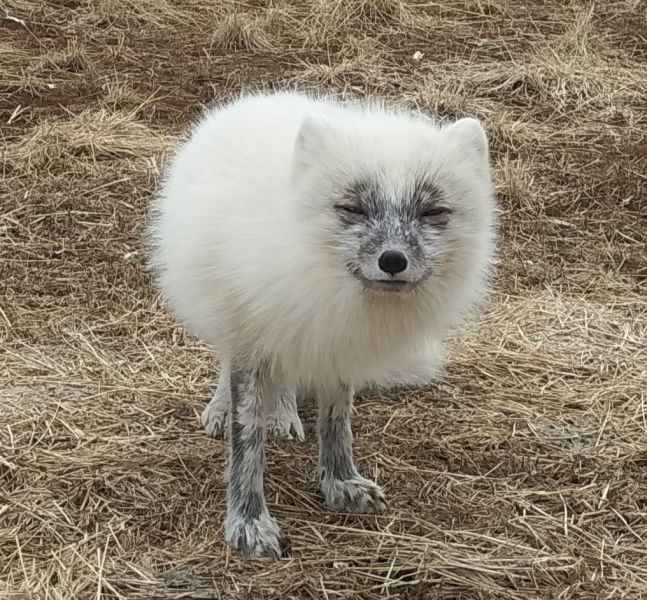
left=149, top=91, right=497, bottom=393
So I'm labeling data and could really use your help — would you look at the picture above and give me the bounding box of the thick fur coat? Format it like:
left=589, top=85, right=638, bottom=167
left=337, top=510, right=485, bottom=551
left=152, top=92, right=496, bottom=390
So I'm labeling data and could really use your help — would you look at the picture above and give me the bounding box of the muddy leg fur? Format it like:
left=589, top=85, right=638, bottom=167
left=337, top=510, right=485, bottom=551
left=318, top=384, right=387, bottom=513
left=267, top=391, right=304, bottom=441
left=223, top=362, right=281, bottom=558
left=202, top=367, right=303, bottom=441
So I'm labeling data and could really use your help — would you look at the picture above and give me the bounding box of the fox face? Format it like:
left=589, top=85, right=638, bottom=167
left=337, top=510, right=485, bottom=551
left=331, top=177, right=454, bottom=292
left=292, top=111, right=494, bottom=296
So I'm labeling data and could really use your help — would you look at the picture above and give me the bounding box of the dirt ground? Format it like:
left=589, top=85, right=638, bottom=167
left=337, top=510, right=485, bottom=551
left=1, top=0, right=646, bottom=598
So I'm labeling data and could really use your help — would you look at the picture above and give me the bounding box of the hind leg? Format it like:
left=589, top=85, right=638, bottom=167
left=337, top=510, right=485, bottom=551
left=267, top=391, right=305, bottom=441
left=202, top=366, right=303, bottom=441
left=201, top=368, right=231, bottom=439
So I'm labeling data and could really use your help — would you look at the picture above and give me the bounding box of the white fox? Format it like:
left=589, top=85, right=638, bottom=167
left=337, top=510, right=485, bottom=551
left=148, top=91, right=497, bottom=558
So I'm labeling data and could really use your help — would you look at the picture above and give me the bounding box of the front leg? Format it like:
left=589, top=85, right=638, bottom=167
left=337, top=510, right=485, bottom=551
left=318, top=384, right=387, bottom=514
left=224, top=362, right=281, bottom=558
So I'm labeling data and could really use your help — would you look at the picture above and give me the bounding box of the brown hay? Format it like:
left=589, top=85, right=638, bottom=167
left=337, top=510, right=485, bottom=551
left=305, top=0, right=409, bottom=46
left=1, top=0, right=646, bottom=598
left=32, top=39, right=91, bottom=76
left=78, top=0, right=187, bottom=29
left=4, top=110, right=170, bottom=173
left=210, top=13, right=275, bottom=52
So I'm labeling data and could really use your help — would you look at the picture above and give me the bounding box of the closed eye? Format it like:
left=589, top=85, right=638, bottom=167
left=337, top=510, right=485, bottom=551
left=420, top=206, right=452, bottom=218
left=335, top=204, right=366, bottom=216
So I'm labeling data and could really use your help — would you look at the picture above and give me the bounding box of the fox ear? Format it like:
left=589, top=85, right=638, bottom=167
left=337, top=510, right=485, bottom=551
left=293, top=113, right=339, bottom=174
left=448, top=117, right=489, bottom=160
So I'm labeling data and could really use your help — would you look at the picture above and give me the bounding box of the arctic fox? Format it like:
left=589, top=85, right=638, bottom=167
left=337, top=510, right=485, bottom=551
left=148, top=91, right=497, bottom=558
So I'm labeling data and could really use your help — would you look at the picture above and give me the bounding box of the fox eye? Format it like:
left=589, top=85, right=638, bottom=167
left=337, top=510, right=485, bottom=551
left=335, top=204, right=366, bottom=217
left=421, top=206, right=452, bottom=218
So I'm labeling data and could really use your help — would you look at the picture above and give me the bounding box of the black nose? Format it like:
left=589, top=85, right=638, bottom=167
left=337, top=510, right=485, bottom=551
left=378, top=250, right=408, bottom=275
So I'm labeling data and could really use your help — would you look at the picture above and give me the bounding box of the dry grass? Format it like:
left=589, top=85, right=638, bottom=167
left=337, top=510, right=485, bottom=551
left=4, top=109, right=169, bottom=173
left=1, top=0, right=646, bottom=598
left=210, top=13, right=274, bottom=52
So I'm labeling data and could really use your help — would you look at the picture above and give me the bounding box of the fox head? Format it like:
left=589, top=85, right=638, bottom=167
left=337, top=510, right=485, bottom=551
left=290, top=108, right=496, bottom=297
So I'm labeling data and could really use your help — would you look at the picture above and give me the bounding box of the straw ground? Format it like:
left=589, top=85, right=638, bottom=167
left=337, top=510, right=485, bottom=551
left=1, top=0, right=646, bottom=598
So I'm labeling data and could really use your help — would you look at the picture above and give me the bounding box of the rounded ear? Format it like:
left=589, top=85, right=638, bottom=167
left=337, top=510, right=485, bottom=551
left=293, top=112, right=338, bottom=173
left=448, top=117, right=489, bottom=160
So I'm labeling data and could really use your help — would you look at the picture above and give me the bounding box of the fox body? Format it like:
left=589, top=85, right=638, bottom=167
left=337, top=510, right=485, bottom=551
left=149, top=91, right=497, bottom=558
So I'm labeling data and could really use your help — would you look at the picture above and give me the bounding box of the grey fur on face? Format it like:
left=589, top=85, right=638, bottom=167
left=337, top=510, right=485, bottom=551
left=332, top=177, right=452, bottom=292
